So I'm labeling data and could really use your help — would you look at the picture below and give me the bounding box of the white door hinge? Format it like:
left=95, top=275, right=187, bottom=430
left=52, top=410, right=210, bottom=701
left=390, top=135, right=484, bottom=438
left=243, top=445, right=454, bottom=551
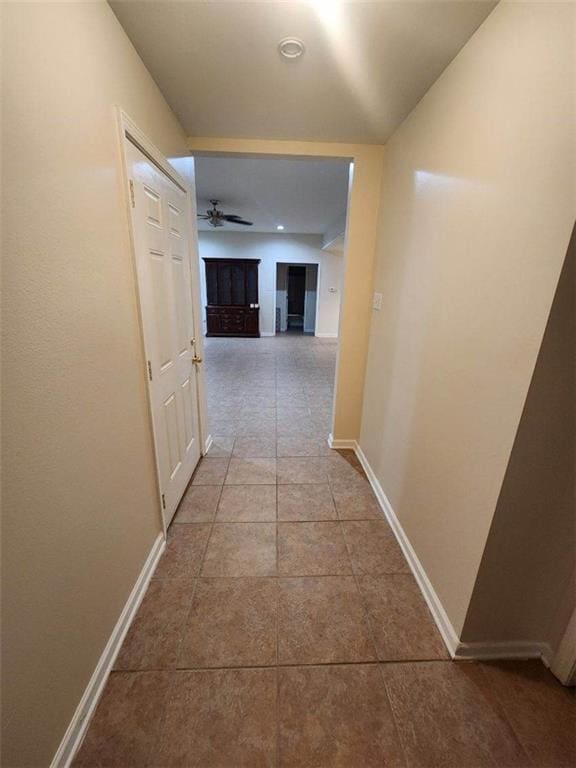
left=129, top=179, right=135, bottom=208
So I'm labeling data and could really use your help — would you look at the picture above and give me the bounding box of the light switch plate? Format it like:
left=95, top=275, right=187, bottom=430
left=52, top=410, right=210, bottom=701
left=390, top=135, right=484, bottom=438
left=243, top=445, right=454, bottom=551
left=372, top=292, right=383, bottom=311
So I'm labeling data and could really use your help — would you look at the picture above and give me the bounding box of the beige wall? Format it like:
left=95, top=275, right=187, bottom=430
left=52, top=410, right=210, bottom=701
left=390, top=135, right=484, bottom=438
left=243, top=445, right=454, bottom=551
left=187, top=138, right=385, bottom=441
left=1, top=2, right=188, bottom=764
left=462, top=228, right=575, bottom=652
left=359, top=1, right=575, bottom=636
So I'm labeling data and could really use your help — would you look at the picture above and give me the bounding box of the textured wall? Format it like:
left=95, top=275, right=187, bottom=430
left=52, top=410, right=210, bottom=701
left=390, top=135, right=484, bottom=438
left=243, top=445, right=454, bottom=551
left=1, top=2, right=188, bottom=764
left=359, top=1, right=575, bottom=636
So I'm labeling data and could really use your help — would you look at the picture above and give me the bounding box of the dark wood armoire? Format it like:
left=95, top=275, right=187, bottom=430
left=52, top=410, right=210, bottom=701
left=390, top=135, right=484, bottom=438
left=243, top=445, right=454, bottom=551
left=203, top=258, right=260, bottom=337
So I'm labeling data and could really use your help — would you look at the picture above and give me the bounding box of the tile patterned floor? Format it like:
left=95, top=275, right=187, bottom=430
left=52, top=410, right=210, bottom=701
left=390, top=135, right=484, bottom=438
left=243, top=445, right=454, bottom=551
left=75, top=336, right=575, bottom=767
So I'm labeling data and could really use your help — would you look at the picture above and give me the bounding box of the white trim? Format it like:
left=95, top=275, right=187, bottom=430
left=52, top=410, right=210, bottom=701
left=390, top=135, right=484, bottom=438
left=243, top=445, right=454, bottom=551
left=260, top=331, right=275, bottom=337
left=273, top=260, right=322, bottom=337
left=549, top=606, right=576, bottom=684
left=315, top=332, right=338, bottom=338
left=354, top=441, right=460, bottom=656
left=50, top=533, right=166, bottom=768
left=203, top=433, right=213, bottom=455
left=304, top=263, right=320, bottom=334
left=327, top=433, right=357, bottom=450
left=117, top=109, right=189, bottom=192
left=352, top=440, right=556, bottom=665
left=170, top=158, right=211, bottom=462
left=453, top=640, right=551, bottom=662
left=322, top=232, right=345, bottom=252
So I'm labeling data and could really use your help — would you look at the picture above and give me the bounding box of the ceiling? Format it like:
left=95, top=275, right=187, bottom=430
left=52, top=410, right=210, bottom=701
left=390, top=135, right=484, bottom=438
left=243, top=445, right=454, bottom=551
left=194, top=156, right=350, bottom=234
left=110, top=1, right=497, bottom=145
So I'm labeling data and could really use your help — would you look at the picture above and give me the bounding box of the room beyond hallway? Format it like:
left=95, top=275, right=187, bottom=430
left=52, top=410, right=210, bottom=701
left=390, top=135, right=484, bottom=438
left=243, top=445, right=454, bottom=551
left=205, top=334, right=336, bottom=441
left=72, top=337, right=575, bottom=767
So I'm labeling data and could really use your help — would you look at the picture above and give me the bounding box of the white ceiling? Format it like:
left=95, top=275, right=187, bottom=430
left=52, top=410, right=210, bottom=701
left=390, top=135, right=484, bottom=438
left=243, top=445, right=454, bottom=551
left=194, top=156, right=350, bottom=233
left=110, top=0, right=496, bottom=145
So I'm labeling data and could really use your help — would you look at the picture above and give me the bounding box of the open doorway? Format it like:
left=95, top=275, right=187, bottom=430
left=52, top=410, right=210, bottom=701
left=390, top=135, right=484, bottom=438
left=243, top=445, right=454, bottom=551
left=192, top=154, right=349, bottom=447
left=276, top=263, right=318, bottom=335
left=287, top=265, right=306, bottom=333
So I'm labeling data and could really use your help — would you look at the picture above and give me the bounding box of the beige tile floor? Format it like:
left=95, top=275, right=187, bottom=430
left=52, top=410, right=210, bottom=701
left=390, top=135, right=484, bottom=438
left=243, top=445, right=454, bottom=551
left=75, top=336, right=575, bottom=767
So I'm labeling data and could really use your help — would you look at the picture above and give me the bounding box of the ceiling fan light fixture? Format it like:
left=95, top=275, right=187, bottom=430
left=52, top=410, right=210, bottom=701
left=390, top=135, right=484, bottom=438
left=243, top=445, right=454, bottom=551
left=198, top=198, right=253, bottom=228
left=278, top=38, right=305, bottom=60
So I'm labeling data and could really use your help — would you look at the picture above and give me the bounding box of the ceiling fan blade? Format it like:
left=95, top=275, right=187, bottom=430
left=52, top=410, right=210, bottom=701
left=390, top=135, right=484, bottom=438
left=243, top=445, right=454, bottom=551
left=223, top=215, right=253, bottom=225
left=197, top=214, right=210, bottom=219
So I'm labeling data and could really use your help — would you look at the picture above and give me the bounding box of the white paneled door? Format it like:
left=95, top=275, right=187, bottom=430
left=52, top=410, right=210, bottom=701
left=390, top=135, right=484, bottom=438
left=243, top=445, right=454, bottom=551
left=126, top=138, right=201, bottom=527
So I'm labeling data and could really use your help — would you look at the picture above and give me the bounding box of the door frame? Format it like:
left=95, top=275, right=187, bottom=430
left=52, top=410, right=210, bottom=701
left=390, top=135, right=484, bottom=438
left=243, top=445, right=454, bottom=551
left=188, top=138, right=384, bottom=443
left=550, top=604, right=576, bottom=686
left=115, top=108, right=206, bottom=535
left=274, top=261, right=321, bottom=335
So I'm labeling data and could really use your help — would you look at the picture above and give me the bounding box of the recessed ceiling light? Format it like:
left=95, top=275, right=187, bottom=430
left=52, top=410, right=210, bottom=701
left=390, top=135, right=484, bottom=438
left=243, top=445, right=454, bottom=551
left=276, top=224, right=285, bottom=231
left=278, top=38, right=305, bottom=60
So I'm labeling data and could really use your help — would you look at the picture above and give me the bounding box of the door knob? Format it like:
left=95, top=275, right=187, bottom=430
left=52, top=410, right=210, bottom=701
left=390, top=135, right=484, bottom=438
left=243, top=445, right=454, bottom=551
left=192, top=355, right=203, bottom=364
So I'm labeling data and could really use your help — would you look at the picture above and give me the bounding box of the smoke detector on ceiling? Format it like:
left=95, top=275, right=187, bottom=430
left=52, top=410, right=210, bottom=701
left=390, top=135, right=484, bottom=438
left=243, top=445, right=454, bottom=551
left=278, top=38, right=305, bottom=60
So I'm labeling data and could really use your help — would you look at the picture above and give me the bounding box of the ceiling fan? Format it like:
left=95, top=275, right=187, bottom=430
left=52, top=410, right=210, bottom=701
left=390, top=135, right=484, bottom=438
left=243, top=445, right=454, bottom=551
left=197, top=199, right=253, bottom=228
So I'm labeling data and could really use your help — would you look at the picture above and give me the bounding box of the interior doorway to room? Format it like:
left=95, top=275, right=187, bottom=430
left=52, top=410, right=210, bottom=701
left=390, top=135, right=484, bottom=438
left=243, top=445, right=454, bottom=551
left=192, top=153, right=350, bottom=447
left=276, top=263, right=319, bottom=335
left=287, top=266, right=306, bottom=332
left=193, top=155, right=348, bottom=343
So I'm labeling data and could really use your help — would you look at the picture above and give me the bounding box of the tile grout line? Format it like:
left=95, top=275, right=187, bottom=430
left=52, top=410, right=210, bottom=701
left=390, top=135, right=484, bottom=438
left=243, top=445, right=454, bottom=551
left=376, top=663, right=411, bottom=768
left=331, top=473, right=413, bottom=768
left=339, top=542, right=417, bottom=763
left=274, top=446, right=281, bottom=768
left=136, top=451, right=233, bottom=768
left=110, top=339, right=417, bottom=764
left=333, top=487, right=382, bottom=667
left=154, top=568, right=411, bottom=580
left=113, top=658, right=462, bottom=675
left=337, top=499, right=383, bottom=661
left=470, top=660, right=536, bottom=766
left=171, top=464, right=229, bottom=668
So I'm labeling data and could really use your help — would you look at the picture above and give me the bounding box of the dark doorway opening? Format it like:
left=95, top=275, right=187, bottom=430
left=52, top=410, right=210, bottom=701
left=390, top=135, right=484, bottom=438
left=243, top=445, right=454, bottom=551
left=276, top=263, right=319, bottom=335
left=287, top=266, right=306, bottom=332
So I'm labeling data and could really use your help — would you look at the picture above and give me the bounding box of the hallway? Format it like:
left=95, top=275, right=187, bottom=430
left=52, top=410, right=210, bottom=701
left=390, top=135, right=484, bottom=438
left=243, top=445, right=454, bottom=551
left=72, top=336, right=574, bottom=767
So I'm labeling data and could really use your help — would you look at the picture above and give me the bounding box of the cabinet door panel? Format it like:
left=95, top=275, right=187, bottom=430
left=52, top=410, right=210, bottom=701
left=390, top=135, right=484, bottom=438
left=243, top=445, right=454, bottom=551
left=217, top=263, right=232, bottom=305
left=206, top=262, right=218, bottom=305
left=231, top=262, right=246, bottom=305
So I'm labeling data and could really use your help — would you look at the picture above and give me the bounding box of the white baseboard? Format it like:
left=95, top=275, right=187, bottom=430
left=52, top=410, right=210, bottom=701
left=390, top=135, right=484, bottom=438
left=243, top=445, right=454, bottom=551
left=354, top=441, right=553, bottom=665
left=327, top=434, right=357, bottom=450
left=203, top=433, right=213, bottom=455
left=50, top=532, right=166, bottom=768
left=354, top=442, right=460, bottom=657
left=453, top=640, right=551, bottom=662
left=315, top=332, right=338, bottom=338
left=260, top=331, right=275, bottom=337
